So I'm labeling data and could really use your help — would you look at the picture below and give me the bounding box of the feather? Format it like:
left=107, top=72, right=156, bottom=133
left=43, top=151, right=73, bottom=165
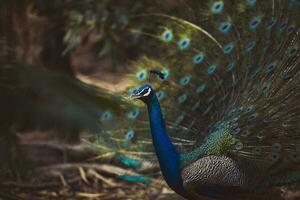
left=95, top=0, right=300, bottom=198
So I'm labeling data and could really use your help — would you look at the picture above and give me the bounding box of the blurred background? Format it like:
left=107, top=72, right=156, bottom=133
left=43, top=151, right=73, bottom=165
left=0, top=1, right=299, bottom=200
left=0, top=0, right=185, bottom=199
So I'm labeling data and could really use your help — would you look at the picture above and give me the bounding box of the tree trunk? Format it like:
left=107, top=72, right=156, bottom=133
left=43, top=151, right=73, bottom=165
left=0, top=0, right=73, bottom=74
left=0, top=0, right=19, bottom=61
left=37, top=1, right=73, bottom=74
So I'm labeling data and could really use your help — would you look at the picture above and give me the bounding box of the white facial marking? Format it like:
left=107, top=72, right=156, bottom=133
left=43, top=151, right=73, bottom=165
left=143, top=88, right=152, bottom=96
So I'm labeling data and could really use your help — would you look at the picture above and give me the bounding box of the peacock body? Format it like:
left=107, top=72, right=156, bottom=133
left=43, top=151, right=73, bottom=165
left=96, top=0, right=300, bottom=199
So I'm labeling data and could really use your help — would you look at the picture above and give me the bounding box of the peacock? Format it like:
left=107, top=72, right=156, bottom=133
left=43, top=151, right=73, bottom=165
left=93, top=0, right=300, bottom=199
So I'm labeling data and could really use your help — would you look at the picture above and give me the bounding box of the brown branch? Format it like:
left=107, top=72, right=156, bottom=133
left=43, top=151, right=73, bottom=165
left=36, top=163, right=141, bottom=177
left=0, top=177, right=80, bottom=190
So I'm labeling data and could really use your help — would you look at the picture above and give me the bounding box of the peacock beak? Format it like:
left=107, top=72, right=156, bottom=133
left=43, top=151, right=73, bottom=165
left=130, top=93, right=141, bottom=100
left=130, top=88, right=141, bottom=100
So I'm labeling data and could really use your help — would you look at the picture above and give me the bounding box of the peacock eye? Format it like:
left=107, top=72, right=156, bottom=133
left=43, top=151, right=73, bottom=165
left=141, top=88, right=151, bottom=96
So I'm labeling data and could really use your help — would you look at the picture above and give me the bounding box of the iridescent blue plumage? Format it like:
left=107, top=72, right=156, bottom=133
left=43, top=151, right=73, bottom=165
left=178, top=38, right=191, bottom=50
left=218, top=21, right=231, bottom=33
left=130, top=84, right=190, bottom=198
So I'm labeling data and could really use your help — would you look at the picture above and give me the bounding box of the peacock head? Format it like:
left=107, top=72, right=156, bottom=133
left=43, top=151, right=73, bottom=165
left=130, top=84, right=153, bottom=104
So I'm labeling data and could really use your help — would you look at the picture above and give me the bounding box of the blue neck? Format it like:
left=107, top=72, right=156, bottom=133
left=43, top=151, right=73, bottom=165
left=146, top=94, right=188, bottom=198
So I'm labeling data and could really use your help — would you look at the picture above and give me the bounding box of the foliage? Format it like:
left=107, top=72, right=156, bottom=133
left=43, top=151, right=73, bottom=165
left=64, top=0, right=149, bottom=68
